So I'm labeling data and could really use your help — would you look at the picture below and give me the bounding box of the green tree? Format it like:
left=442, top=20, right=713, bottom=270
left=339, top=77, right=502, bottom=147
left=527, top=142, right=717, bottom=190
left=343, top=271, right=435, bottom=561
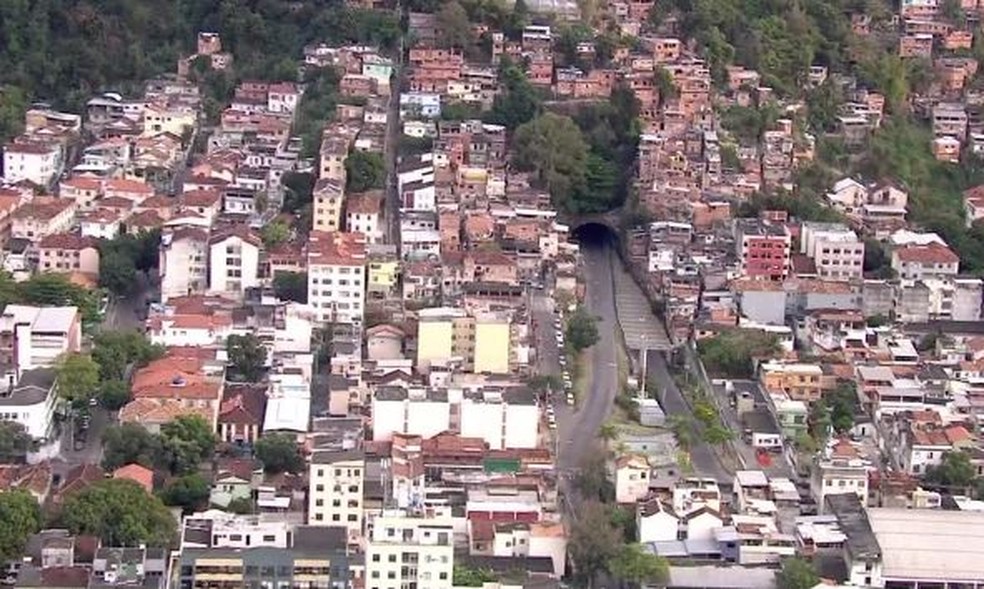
left=282, top=172, right=315, bottom=214
left=485, top=57, right=542, bottom=129
left=56, top=354, right=100, bottom=405
left=776, top=557, right=819, bottom=589
left=160, top=473, right=211, bottom=511
left=702, top=423, right=734, bottom=448
left=273, top=272, right=309, bottom=304
left=62, top=479, right=175, bottom=547
left=18, top=274, right=100, bottom=325
left=565, top=306, right=600, bottom=352
left=666, top=414, right=697, bottom=451
left=91, top=330, right=164, bottom=381
left=925, top=451, right=977, bottom=489
left=227, top=497, right=256, bottom=515
left=102, top=423, right=165, bottom=472
left=513, top=112, right=589, bottom=213
left=0, top=489, right=41, bottom=563
left=227, top=334, right=268, bottom=382
left=608, top=543, right=670, bottom=587
left=574, top=447, right=614, bottom=502
left=160, top=415, right=216, bottom=475
left=98, top=251, right=137, bottom=296
left=452, top=565, right=498, bottom=587
left=345, top=151, right=386, bottom=193
left=261, top=221, right=290, bottom=248
left=0, top=420, right=36, bottom=463
left=255, top=433, right=305, bottom=474
left=568, top=501, right=622, bottom=585
left=98, top=380, right=131, bottom=411
left=697, top=330, right=780, bottom=378
left=0, top=86, right=27, bottom=143
left=436, top=1, right=472, bottom=49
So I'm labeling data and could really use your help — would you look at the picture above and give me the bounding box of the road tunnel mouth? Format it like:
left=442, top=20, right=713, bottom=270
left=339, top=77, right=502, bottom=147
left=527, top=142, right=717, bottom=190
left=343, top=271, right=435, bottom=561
left=571, top=222, right=618, bottom=249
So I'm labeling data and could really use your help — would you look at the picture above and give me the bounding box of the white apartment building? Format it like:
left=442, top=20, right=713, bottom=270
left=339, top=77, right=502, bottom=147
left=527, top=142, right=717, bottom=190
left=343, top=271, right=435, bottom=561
left=366, top=512, right=454, bottom=589
left=800, top=222, right=864, bottom=281
left=160, top=226, right=209, bottom=302
left=891, top=242, right=960, bottom=280
left=345, top=191, right=384, bottom=244
left=0, top=367, right=59, bottom=440
left=371, top=387, right=539, bottom=450
left=309, top=450, right=365, bottom=545
left=180, top=510, right=291, bottom=549
left=307, top=231, right=367, bottom=325
left=397, top=154, right=435, bottom=193
left=3, top=141, right=62, bottom=187
left=0, top=305, right=81, bottom=380
left=208, top=229, right=261, bottom=298
left=811, top=440, right=870, bottom=513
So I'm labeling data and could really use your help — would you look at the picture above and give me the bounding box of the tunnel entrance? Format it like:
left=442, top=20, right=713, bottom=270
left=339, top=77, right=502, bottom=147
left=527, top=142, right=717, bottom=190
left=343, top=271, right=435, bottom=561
left=571, top=222, right=619, bottom=249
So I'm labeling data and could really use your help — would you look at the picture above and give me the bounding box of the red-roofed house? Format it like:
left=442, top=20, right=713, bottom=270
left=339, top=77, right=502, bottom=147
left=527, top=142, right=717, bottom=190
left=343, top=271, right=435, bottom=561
left=891, top=242, right=960, bottom=280
left=59, top=176, right=104, bottom=209
left=217, top=384, right=268, bottom=444
left=37, top=233, right=100, bottom=276
left=112, top=463, right=154, bottom=493
left=121, top=351, right=225, bottom=430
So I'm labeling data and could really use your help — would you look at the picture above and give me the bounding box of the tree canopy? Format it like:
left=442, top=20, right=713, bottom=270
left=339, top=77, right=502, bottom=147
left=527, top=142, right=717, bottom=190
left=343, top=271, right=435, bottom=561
left=61, top=479, right=175, bottom=547
left=513, top=112, right=589, bottom=212
left=255, top=433, right=305, bottom=474
left=565, top=306, right=601, bottom=352
left=925, top=451, right=978, bottom=489
left=0, top=421, right=36, bottom=463
left=227, top=334, right=268, bottom=383
left=273, top=272, right=309, bottom=304
left=776, top=557, right=820, bottom=589
left=697, top=329, right=781, bottom=378
left=56, top=353, right=101, bottom=406
left=345, top=151, right=386, bottom=193
left=159, top=415, right=217, bottom=475
left=0, top=490, right=41, bottom=563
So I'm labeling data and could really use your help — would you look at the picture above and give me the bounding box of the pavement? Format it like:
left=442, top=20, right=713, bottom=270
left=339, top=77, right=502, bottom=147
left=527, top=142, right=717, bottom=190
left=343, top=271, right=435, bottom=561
left=102, top=272, right=151, bottom=331
left=645, top=349, right=732, bottom=483
left=610, top=257, right=671, bottom=354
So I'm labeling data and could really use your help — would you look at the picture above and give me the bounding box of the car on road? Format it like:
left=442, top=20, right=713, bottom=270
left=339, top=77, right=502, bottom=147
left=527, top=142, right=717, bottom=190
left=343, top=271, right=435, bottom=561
left=567, top=393, right=574, bottom=404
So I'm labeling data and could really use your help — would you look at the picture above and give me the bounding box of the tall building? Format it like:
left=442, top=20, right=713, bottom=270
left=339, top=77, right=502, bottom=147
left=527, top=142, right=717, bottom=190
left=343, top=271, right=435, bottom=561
left=308, top=450, right=365, bottom=546
left=415, top=307, right=512, bottom=374
left=800, top=222, right=864, bottom=281
left=160, top=226, right=209, bottom=302
left=307, top=231, right=367, bottom=325
left=735, top=219, right=791, bottom=281
left=365, top=513, right=454, bottom=589
left=313, top=178, right=346, bottom=233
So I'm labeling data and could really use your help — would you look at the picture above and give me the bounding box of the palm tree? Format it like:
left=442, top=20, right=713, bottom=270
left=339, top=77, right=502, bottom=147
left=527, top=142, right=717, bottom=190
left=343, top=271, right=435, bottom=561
left=666, top=414, right=696, bottom=452
left=597, top=421, right=619, bottom=445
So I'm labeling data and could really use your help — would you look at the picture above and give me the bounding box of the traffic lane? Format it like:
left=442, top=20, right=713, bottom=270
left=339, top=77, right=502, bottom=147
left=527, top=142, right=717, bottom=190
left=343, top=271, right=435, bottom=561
left=558, top=245, right=618, bottom=470
left=647, top=349, right=732, bottom=482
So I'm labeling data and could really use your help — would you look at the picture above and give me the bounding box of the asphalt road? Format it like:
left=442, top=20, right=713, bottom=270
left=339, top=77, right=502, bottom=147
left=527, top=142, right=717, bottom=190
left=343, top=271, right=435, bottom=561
left=646, top=348, right=732, bottom=483
left=556, top=242, right=619, bottom=473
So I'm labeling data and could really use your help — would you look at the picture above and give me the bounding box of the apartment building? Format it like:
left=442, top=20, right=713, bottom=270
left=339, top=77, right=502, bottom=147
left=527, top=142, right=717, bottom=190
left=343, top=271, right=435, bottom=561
left=891, top=242, right=960, bottom=280
left=37, top=233, right=100, bottom=277
left=415, top=307, right=512, bottom=374
left=735, top=219, right=791, bottom=281
left=11, top=197, right=76, bottom=241
left=180, top=510, right=291, bottom=549
left=3, top=140, right=62, bottom=187
left=932, top=102, right=968, bottom=139
left=800, top=222, right=864, bottom=281
left=759, top=362, right=828, bottom=404
left=811, top=439, right=870, bottom=513
left=307, top=231, right=367, bottom=325
left=313, top=178, right=346, bottom=232
left=160, top=227, right=210, bottom=302
left=365, top=513, right=454, bottom=589
left=371, top=386, right=538, bottom=450
left=173, top=526, right=350, bottom=589
left=0, top=304, right=81, bottom=379
left=345, top=191, right=384, bottom=244
left=208, top=227, right=261, bottom=298
left=308, top=450, right=365, bottom=545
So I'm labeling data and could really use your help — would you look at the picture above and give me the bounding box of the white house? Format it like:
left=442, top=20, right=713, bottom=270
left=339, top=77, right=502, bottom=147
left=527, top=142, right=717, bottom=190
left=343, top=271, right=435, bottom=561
left=366, top=513, right=454, bottom=589
left=400, top=180, right=436, bottom=212
left=681, top=507, right=724, bottom=541
left=637, top=497, right=679, bottom=543
left=345, top=191, right=384, bottom=244
left=826, top=177, right=867, bottom=214
left=0, top=305, right=82, bottom=379
left=267, top=83, right=301, bottom=114
left=208, top=228, right=261, bottom=298
left=891, top=242, right=960, bottom=281
left=3, top=141, right=62, bottom=188
left=615, top=454, right=651, bottom=504
left=181, top=510, right=291, bottom=549
left=0, top=367, right=59, bottom=441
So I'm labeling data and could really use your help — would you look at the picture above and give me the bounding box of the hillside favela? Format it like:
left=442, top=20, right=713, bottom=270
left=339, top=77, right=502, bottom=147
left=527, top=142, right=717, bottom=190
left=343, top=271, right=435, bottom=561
left=3, top=0, right=984, bottom=588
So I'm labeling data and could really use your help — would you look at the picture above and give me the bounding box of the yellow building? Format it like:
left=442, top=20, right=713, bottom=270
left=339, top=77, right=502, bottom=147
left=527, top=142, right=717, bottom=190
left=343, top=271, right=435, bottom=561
left=416, top=307, right=462, bottom=369
left=759, top=361, right=831, bottom=404
left=416, top=307, right=512, bottom=374
left=313, top=177, right=345, bottom=232
left=473, top=313, right=511, bottom=374
left=142, top=103, right=196, bottom=137
left=367, top=256, right=399, bottom=299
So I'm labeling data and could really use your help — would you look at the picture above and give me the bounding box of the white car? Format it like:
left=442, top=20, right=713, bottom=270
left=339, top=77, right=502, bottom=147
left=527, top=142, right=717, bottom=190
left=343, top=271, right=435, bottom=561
left=566, top=394, right=574, bottom=404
